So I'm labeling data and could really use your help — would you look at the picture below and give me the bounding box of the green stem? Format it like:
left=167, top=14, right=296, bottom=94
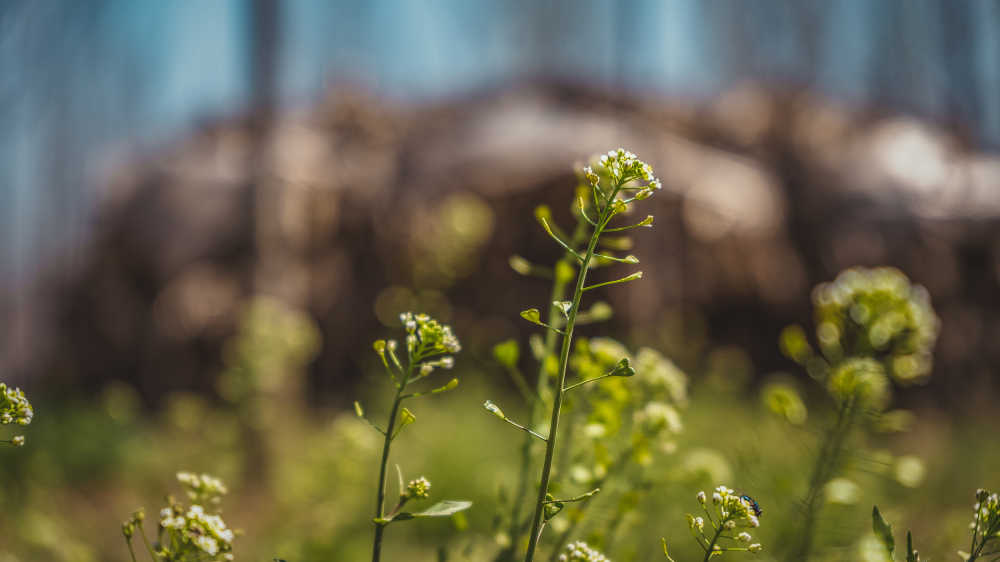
left=136, top=522, right=157, bottom=560
left=499, top=223, right=584, bottom=562
left=523, top=205, right=613, bottom=562
left=787, top=395, right=858, bottom=561
left=703, top=523, right=726, bottom=562
left=125, top=538, right=139, bottom=562
left=372, top=367, right=412, bottom=562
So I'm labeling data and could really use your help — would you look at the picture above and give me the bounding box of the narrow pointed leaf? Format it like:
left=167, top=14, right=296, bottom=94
left=396, top=464, right=405, bottom=499
left=872, top=506, right=895, bottom=560
left=408, top=500, right=472, bottom=518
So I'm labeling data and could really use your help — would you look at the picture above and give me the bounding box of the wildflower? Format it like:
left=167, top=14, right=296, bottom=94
left=812, top=267, right=938, bottom=385
left=11, top=435, right=24, bottom=447
left=748, top=544, right=762, bottom=553
left=405, top=477, right=431, bottom=500
left=676, top=485, right=764, bottom=558
left=0, top=383, right=33, bottom=426
left=557, top=541, right=610, bottom=562
left=827, top=357, right=891, bottom=411
left=589, top=147, right=661, bottom=197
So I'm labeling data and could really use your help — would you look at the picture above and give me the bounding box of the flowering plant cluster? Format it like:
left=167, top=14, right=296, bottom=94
left=663, top=486, right=761, bottom=561
left=483, top=148, right=663, bottom=562
left=360, top=312, right=470, bottom=562
left=122, top=472, right=237, bottom=561
left=775, top=267, right=940, bottom=560
left=0, top=382, right=33, bottom=448
left=557, top=540, right=611, bottom=562
left=961, top=488, right=1000, bottom=561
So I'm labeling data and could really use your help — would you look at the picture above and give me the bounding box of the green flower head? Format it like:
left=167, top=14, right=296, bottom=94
left=812, top=267, right=938, bottom=384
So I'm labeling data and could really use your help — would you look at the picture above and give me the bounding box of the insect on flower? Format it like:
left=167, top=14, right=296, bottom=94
left=740, top=494, right=763, bottom=518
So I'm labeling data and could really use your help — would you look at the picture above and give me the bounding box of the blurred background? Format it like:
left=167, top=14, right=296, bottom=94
left=1, top=1, right=999, bottom=560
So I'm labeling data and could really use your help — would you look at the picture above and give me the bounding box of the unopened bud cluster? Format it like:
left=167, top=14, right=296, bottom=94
left=405, top=477, right=431, bottom=500
left=557, top=541, right=611, bottom=562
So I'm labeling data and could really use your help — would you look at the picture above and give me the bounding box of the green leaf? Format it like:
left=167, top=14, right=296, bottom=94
left=354, top=401, right=364, bottom=417
left=905, top=531, right=919, bottom=562
left=408, top=500, right=472, bottom=518
left=492, top=340, right=520, bottom=369
left=872, top=506, right=895, bottom=560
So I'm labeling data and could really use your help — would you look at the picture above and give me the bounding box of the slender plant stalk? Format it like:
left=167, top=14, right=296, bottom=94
left=498, top=222, right=585, bottom=562
left=125, top=539, right=139, bottom=562
left=788, top=395, right=858, bottom=561
left=523, top=182, right=623, bottom=562
left=703, top=524, right=725, bottom=562
left=372, top=366, right=413, bottom=562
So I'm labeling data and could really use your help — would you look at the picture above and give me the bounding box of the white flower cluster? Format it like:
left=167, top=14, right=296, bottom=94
left=0, top=382, right=33, bottom=426
left=405, top=476, right=431, bottom=500
left=634, top=401, right=683, bottom=435
left=159, top=504, right=236, bottom=559
left=177, top=471, right=229, bottom=505
left=971, top=488, right=1000, bottom=543
left=400, top=312, right=461, bottom=362
left=153, top=473, right=236, bottom=560
left=686, top=486, right=762, bottom=556
left=635, top=348, right=688, bottom=406
left=557, top=541, right=611, bottom=562
left=591, top=148, right=663, bottom=193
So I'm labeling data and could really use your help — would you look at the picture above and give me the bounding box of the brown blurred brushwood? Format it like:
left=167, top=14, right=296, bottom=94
left=30, top=83, right=1000, bottom=409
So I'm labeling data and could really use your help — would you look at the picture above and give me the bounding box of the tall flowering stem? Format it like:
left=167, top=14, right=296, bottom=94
left=779, top=268, right=938, bottom=561
left=519, top=149, right=661, bottom=562
left=364, top=313, right=463, bottom=562
left=966, top=489, right=1000, bottom=561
